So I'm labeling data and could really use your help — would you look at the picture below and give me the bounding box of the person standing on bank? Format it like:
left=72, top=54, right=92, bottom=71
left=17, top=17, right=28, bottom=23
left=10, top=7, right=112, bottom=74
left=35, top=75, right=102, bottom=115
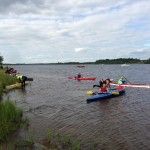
left=16, top=74, right=27, bottom=87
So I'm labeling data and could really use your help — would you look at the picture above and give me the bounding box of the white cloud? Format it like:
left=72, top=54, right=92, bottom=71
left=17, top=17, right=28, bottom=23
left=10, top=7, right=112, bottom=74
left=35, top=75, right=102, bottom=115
left=0, top=0, right=150, bottom=63
left=74, top=48, right=86, bottom=52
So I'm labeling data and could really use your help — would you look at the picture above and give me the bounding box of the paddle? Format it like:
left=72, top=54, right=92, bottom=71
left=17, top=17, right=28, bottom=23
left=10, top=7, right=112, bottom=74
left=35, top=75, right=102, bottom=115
left=121, top=75, right=132, bottom=84
left=87, top=90, right=102, bottom=95
left=87, top=90, right=94, bottom=95
left=123, top=75, right=150, bottom=89
left=93, top=85, right=100, bottom=88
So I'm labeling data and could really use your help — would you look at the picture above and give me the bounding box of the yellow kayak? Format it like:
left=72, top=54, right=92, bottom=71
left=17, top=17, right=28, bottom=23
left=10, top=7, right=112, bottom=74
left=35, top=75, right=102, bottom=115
left=5, top=83, right=28, bottom=90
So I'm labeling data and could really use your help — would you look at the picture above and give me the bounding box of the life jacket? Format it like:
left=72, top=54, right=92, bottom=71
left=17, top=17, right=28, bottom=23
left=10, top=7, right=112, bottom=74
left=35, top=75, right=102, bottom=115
left=117, top=77, right=126, bottom=84
left=16, top=75, right=23, bottom=81
left=117, top=79, right=123, bottom=84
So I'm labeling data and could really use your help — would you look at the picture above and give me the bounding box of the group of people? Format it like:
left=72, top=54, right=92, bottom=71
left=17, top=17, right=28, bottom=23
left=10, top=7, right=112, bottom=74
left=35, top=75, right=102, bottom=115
left=5, top=67, right=28, bottom=87
left=76, top=72, right=126, bottom=93
left=93, top=77, right=126, bottom=93
left=93, top=78, right=112, bottom=93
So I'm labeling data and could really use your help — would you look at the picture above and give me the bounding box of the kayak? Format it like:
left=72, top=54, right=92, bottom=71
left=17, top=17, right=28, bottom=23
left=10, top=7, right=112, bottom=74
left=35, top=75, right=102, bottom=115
left=5, top=83, right=28, bottom=91
left=77, top=65, right=85, bottom=68
left=87, top=89, right=125, bottom=103
left=110, top=83, right=150, bottom=89
left=68, top=77, right=96, bottom=81
left=5, top=83, right=22, bottom=90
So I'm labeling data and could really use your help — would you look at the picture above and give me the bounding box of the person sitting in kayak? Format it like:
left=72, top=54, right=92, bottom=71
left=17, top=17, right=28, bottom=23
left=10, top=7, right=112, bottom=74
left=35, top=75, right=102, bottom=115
left=105, top=78, right=111, bottom=88
left=99, top=79, right=104, bottom=87
left=99, top=81, right=108, bottom=93
left=117, top=77, right=126, bottom=84
left=77, top=73, right=81, bottom=78
left=93, top=78, right=111, bottom=88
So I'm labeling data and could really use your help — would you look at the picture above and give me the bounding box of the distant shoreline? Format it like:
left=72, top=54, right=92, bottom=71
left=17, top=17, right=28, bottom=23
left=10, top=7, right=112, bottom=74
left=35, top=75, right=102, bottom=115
left=4, top=58, right=150, bottom=65
left=3, top=63, right=150, bottom=65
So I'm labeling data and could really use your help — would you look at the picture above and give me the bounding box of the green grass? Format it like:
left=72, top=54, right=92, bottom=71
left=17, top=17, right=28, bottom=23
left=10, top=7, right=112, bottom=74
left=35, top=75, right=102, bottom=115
left=0, top=69, right=17, bottom=95
left=0, top=100, right=23, bottom=142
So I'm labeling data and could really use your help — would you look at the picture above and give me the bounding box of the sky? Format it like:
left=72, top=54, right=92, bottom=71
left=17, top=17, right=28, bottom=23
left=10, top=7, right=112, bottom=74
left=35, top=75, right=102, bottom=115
left=0, top=0, right=150, bottom=63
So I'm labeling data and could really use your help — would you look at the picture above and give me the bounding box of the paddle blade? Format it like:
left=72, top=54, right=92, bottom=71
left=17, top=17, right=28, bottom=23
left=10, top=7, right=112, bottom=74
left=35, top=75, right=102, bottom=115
left=87, top=90, right=94, bottom=95
left=111, top=91, right=119, bottom=95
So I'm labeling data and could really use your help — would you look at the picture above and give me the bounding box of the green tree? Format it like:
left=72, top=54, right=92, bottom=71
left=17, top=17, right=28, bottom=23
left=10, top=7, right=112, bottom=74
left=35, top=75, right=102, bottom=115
left=0, top=56, right=3, bottom=68
left=0, top=56, right=3, bottom=64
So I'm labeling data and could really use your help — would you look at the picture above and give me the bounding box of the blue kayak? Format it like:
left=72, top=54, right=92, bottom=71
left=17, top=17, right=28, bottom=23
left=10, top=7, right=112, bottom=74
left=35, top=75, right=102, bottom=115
left=87, top=90, right=125, bottom=103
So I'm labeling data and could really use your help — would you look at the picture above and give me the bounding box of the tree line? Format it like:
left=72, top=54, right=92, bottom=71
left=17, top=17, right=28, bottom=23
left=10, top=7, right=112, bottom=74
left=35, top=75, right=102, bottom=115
left=95, top=58, right=150, bottom=64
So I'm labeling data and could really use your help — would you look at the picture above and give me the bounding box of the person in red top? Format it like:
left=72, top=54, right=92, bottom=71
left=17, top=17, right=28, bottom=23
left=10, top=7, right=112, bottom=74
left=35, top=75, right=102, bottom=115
left=99, top=81, right=108, bottom=93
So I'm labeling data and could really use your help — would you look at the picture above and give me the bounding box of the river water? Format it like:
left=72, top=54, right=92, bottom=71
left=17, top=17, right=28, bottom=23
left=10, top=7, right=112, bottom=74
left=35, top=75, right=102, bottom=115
left=4, top=64, right=150, bottom=149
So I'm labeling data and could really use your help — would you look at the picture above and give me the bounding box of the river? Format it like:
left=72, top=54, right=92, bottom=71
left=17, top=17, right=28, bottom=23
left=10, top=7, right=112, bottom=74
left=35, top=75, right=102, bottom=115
left=4, top=64, right=150, bottom=150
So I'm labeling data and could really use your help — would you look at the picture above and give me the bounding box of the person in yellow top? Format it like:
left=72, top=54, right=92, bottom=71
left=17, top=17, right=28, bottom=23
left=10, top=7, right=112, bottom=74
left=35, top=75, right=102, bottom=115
left=16, top=74, right=27, bottom=87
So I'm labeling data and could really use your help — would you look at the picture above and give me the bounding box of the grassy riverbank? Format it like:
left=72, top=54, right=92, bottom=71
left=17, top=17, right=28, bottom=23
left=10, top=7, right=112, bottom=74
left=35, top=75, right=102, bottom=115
left=0, top=69, right=23, bottom=143
left=0, top=69, right=17, bottom=95
left=0, top=100, right=23, bottom=142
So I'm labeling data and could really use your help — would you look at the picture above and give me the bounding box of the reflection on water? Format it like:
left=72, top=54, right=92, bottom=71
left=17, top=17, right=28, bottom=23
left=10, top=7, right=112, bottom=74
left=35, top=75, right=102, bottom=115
left=3, top=64, right=150, bottom=149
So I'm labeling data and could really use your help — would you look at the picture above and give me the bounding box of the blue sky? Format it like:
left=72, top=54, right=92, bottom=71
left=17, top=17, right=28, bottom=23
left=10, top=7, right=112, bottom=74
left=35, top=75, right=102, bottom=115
left=0, top=0, right=150, bottom=63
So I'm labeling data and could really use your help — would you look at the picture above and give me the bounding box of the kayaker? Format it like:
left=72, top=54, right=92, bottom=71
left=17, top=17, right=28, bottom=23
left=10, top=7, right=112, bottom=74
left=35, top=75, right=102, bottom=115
left=93, top=78, right=109, bottom=88
left=16, top=74, right=27, bottom=87
left=99, top=79, right=104, bottom=87
left=105, top=78, right=111, bottom=88
left=93, top=79, right=104, bottom=88
left=117, top=77, right=126, bottom=84
left=99, top=81, right=108, bottom=93
left=77, top=73, right=81, bottom=78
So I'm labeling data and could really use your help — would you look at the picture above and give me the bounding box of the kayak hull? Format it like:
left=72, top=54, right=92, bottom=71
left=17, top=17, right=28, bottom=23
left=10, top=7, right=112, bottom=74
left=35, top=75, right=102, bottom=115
left=87, top=90, right=125, bottom=103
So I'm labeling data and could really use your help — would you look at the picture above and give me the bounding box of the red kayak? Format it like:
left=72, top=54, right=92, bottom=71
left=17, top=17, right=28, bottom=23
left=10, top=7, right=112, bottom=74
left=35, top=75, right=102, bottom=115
left=68, top=77, right=96, bottom=81
left=77, top=65, right=85, bottom=68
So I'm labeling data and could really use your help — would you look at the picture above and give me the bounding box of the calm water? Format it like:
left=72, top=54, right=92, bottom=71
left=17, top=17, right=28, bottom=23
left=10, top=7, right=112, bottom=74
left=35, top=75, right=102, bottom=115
left=4, top=64, right=150, bottom=149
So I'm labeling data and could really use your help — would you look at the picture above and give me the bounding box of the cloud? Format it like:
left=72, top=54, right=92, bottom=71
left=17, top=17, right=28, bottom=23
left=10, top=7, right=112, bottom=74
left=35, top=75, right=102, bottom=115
left=74, top=48, right=86, bottom=52
left=0, top=0, right=150, bottom=63
left=130, top=48, right=150, bottom=59
left=0, top=0, right=43, bottom=14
